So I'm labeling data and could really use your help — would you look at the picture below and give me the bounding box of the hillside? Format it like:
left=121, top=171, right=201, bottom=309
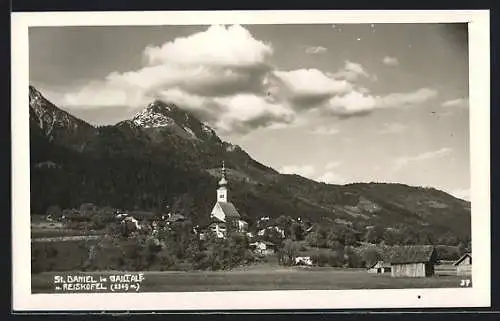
left=28, top=86, right=471, bottom=241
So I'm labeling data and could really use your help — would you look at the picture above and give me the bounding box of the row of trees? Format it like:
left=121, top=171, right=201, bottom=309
left=33, top=201, right=470, bottom=273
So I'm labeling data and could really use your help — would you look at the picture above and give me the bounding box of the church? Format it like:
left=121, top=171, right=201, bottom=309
left=208, top=161, right=248, bottom=238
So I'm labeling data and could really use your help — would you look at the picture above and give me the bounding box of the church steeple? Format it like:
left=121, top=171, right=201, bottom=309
left=217, top=161, right=228, bottom=202
left=219, top=161, right=228, bottom=186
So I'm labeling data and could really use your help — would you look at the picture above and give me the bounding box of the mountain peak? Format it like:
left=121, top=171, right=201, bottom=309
left=132, top=101, right=176, bottom=128
left=132, top=99, right=221, bottom=143
left=28, top=85, right=96, bottom=150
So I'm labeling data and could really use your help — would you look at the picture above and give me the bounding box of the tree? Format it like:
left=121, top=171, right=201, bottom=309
left=279, top=239, right=299, bottom=266
left=362, top=248, right=382, bottom=267
left=261, top=226, right=285, bottom=246
left=275, top=215, right=294, bottom=238
left=46, top=205, right=62, bottom=218
left=437, top=231, right=459, bottom=246
left=344, top=246, right=364, bottom=268
left=290, top=222, right=305, bottom=241
left=171, top=193, right=196, bottom=217
left=305, top=231, right=321, bottom=247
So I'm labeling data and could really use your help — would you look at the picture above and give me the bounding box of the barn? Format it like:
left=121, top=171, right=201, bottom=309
left=367, top=260, right=392, bottom=274
left=454, top=253, right=472, bottom=276
left=389, top=245, right=437, bottom=278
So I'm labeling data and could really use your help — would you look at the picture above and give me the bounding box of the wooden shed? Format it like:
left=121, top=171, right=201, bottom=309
left=388, top=245, right=437, bottom=278
left=453, top=253, right=472, bottom=276
left=367, top=260, right=392, bottom=274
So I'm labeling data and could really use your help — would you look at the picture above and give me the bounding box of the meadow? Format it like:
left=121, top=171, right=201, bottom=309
left=31, top=265, right=463, bottom=293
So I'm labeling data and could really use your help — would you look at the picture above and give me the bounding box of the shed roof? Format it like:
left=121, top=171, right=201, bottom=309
left=367, top=260, right=391, bottom=269
left=385, top=245, right=436, bottom=264
left=453, top=253, right=472, bottom=266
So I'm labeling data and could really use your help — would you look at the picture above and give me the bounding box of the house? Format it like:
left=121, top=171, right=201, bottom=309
left=257, top=226, right=285, bottom=238
left=250, top=241, right=276, bottom=256
left=367, top=260, right=392, bottom=274
left=121, top=216, right=142, bottom=232
left=388, top=245, right=438, bottom=278
left=454, top=253, right=472, bottom=276
left=209, top=161, right=247, bottom=238
left=295, top=256, right=313, bottom=266
left=166, top=213, right=186, bottom=224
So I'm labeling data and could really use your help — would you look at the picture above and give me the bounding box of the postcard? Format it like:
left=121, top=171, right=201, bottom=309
left=11, top=9, right=490, bottom=311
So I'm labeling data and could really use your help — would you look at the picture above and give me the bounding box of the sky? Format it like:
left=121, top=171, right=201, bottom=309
left=29, top=23, right=470, bottom=200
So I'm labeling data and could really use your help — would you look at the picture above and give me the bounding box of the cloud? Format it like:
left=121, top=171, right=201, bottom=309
left=327, top=90, right=378, bottom=115
left=271, top=69, right=352, bottom=107
left=280, top=164, right=316, bottom=178
left=393, top=147, right=453, bottom=171
left=55, top=25, right=273, bottom=105
left=211, top=94, right=295, bottom=134
left=309, top=125, right=341, bottom=135
left=377, top=122, right=408, bottom=134
left=383, top=56, right=399, bottom=66
left=305, top=46, right=327, bottom=54
left=143, top=24, right=273, bottom=68
left=40, top=25, right=299, bottom=134
left=379, top=88, right=438, bottom=107
left=449, top=188, right=470, bottom=201
left=330, top=60, right=370, bottom=81
left=325, top=87, right=437, bottom=117
left=316, top=171, right=347, bottom=185
left=280, top=163, right=347, bottom=184
left=40, top=25, right=438, bottom=134
left=441, top=98, right=468, bottom=108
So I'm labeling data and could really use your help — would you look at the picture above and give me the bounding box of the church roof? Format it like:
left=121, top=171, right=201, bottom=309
left=218, top=202, right=241, bottom=219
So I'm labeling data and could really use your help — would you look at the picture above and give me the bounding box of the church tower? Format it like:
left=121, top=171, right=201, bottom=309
left=217, top=161, right=228, bottom=203
left=209, top=160, right=247, bottom=237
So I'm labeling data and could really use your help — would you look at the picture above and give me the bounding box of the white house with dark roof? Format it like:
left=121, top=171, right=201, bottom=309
left=209, top=161, right=248, bottom=238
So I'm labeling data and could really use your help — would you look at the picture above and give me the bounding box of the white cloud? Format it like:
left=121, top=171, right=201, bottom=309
left=393, top=147, right=453, bottom=171
left=316, top=171, right=348, bottom=185
left=331, top=60, right=370, bottom=81
left=327, top=90, right=378, bottom=115
left=39, top=25, right=299, bottom=134
left=143, top=25, right=273, bottom=68
left=325, top=87, right=437, bottom=116
left=56, top=79, right=142, bottom=108
left=450, top=188, right=470, bottom=201
left=305, top=46, right=327, bottom=54
left=39, top=24, right=439, bottom=135
left=377, top=122, right=408, bottom=134
left=309, top=126, right=341, bottom=135
left=212, top=94, right=295, bottom=133
left=280, top=164, right=316, bottom=178
left=379, top=88, right=438, bottom=107
left=280, top=163, right=347, bottom=184
left=383, top=56, right=399, bottom=66
left=272, top=69, right=352, bottom=101
left=441, top=98, right=468, bottom=108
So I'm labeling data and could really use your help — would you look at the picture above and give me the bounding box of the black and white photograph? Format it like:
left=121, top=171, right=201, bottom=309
left=11, top=10, right=491, bottom=310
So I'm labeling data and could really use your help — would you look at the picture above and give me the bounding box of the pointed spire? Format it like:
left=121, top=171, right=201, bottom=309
left=219, top=160, right=228, bottom=186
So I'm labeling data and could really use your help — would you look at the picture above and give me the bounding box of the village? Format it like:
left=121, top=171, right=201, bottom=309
left=32, top=161, right=471, bottom=281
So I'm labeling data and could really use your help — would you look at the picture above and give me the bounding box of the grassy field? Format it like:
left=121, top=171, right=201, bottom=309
left=32, top=265, right=464, bottom=293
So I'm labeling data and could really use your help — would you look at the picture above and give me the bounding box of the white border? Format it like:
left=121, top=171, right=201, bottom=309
left=11, top=10, right=491, bottom=311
